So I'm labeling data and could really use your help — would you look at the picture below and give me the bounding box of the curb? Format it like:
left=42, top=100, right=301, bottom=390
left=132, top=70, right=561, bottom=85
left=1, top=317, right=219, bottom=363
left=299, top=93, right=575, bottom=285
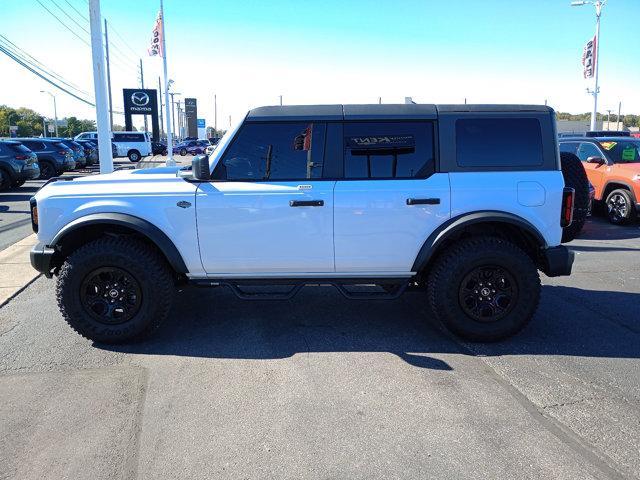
left=0, top=234, right=40, bottom=307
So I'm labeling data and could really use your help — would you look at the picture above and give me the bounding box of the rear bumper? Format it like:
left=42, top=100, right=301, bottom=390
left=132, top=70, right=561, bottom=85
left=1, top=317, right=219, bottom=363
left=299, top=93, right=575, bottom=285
left=30, top=242, right=55, bottom=278
left=20, top=163, right=41, bottom=180
left=541, top=245, right=574, bottom=277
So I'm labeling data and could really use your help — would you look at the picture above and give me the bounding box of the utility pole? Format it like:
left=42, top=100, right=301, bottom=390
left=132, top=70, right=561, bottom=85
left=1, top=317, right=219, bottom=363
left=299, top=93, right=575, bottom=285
left=606, top=109, right=612, bottom=128
left=214, top=94, right=217, bottom=133
left=279, top=95, right=283, bottom=106
left=229, top=115, right=231, bottom=128
left=42, top=117, right=47, bottom=138
left=158, top=76, right=164, bottom=139
left=378, top=97, right=382, bottom=104
left=40, top=91, right=59, bottom=137
left=139, top=58, right=148, bottom=133
left=104, top=19, right=113, bottom=130
left=616, top=101, right=621, bottom=130
left=169, top=92, right=180, bottom=140
left=572, top=0, right=606, bottom=131
left=89, top=0, right=113, bottom=173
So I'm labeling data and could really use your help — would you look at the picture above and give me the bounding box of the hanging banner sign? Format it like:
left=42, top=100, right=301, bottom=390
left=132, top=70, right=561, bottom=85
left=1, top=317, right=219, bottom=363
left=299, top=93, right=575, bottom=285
left=582, top=35, right=597, bottom=79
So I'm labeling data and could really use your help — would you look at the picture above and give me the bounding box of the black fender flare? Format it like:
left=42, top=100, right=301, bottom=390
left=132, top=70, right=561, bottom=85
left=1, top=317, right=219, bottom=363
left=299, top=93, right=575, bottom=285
left=602, top=181, right=637, bottom=203
left=50, top=212, right=188, bottom=273
left=411, top=211, right=547, bottom=273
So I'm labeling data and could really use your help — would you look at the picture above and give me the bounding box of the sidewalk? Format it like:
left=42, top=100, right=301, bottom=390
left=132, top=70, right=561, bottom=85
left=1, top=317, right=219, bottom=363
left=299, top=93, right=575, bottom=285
left=0, top=234, right=39, bottom=306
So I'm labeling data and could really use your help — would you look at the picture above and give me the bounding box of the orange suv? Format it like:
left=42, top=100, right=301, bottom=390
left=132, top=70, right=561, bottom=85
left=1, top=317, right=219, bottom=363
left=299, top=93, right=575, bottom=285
left=560, top=137, right=640, bottom=224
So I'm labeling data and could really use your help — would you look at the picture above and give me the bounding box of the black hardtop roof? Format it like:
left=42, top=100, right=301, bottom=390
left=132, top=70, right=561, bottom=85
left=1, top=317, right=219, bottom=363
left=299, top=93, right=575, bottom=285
left=246, top=104, right=553, bottom=121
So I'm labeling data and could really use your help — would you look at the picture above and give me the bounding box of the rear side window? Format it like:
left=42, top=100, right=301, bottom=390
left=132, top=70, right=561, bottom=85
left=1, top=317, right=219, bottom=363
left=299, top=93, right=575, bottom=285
left=5, top=143, right=31, bottom=154
left=22, top=141, right=43, bottom=151
left=113, top=133, right=145, bottom=142
left=218, top=122, right=326, bottom=181
left=343, top=122, right=435, bottom=179
left=456, top=118, right=543, bottom=167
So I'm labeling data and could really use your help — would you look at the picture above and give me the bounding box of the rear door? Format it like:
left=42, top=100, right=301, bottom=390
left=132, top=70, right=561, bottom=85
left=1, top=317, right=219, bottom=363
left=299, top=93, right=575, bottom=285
left=333, top=121, right=451, bottom=274
left=196, top=121, right=335, bottom=275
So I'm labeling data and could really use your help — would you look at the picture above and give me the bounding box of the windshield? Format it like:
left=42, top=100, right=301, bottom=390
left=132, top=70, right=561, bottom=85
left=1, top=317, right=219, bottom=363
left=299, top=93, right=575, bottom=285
left=208, top=116, right=244, bottom=172
left=599, top=140, right=640, bottom=164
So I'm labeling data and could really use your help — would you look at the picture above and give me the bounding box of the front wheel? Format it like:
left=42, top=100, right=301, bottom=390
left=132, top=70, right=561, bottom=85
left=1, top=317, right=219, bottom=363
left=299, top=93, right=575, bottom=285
left=180, top=148, right=187, bottom=156
left=38, top=161, right=56, bottom=180
left=56, top=237, right=175, bottom=343
left=427, top=237, right=540, bottom=342
left=606, top=189, right=635, bottom=225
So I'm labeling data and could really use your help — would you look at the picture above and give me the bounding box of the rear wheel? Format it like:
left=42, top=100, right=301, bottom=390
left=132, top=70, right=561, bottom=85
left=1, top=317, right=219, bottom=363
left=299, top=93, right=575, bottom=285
left=180, top=148, right=187, bottom=156
left=427, top=237, right=540, bottom=342
left=128, top=150, right=141, bottom=162
left=56, top=237, right=175, bottom=343
left=38, top=161, right=56, bottom=180
left=606, top=188, right=635, bottom=225
left=560, top=152, right=589, bottom=242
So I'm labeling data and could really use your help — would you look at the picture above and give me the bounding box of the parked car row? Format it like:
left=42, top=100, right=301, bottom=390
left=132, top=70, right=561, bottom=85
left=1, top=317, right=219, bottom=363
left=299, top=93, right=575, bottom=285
left=75, top=131, right=152, bottom=162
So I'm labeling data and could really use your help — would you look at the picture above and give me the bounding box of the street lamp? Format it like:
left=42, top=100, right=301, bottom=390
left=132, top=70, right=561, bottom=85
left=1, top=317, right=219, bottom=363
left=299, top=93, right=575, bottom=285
left=571, top=0, right=606, bottom=131
left=40, top=90, right=58, bottom=137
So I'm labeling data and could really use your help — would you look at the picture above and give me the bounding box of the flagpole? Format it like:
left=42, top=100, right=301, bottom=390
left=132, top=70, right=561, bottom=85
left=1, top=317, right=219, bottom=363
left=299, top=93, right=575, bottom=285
left=160, top=0, right=175, bottom=166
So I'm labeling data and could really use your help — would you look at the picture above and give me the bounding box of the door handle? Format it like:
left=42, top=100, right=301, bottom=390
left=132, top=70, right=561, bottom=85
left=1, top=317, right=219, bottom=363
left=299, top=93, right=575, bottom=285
left=406, top=198, right=440, bottom=205
left=290, top=200, right=324, bottom=207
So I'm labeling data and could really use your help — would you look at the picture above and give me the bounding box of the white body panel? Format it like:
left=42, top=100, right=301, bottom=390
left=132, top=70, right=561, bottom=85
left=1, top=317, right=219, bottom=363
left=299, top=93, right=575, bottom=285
left=74, top=131, right=152, bottom=157
left=33, top=169, right=205, bottom=276
left=333, top=174, right=451, bottom=272
left=196, top=181, right=335, bottom=274
left=449, top=171, right=564, bottom=247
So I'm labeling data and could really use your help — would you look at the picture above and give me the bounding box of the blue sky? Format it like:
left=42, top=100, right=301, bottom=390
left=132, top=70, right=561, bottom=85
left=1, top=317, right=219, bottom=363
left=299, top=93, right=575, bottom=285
left=1, top=0, right=639, bottom=129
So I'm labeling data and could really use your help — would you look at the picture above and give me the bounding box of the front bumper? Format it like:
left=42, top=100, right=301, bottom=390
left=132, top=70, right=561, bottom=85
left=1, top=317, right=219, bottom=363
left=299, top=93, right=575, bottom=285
left=541, top=245, right=574, bottom=277
left=30, top=242, right=55, bottom=278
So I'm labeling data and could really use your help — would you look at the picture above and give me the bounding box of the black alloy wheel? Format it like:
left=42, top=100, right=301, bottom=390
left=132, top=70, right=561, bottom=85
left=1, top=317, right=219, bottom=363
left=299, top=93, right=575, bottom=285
left=458, top=266, right=518, bottom=323
left=80, top=267, right=142, bottom=325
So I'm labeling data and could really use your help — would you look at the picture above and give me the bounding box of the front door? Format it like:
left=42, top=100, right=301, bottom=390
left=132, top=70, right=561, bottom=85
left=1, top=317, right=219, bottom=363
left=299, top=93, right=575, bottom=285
left=196, top=121, right=335, bottom=275
left=333, top=121, right=451, bottom=274
left=577, top=142, right=608, bottom=198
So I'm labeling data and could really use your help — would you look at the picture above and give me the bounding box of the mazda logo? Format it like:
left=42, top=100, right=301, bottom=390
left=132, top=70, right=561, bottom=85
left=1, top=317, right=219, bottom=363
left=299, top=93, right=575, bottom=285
left=131, top=92, right=149, bottom=107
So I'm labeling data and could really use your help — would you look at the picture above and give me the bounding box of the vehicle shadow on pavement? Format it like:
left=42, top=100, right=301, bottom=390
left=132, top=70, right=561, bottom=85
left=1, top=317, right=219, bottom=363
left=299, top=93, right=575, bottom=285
left=98, top=284, right=640, bottom=368
left=578, top=216, right=640, bottom=241
left=101, top=287, right=457, bottom=370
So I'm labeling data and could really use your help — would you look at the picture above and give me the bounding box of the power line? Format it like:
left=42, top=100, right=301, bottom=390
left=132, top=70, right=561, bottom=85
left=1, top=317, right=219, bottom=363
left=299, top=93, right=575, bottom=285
left=63, top=0, right=88, bottom=22
left=0, top=35, right=91, bottom=96
left=46, top=0, right=90, bottom=35
left=0, top=43, right=95, bottom=106
left=35, top=0, right=91, bottom=47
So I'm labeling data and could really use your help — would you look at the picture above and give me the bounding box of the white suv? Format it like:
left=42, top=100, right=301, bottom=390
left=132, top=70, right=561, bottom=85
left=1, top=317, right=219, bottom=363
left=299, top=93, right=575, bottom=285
left=75, top=131, right=151, bottom=162
left=32, top=104, right=575, bottom=343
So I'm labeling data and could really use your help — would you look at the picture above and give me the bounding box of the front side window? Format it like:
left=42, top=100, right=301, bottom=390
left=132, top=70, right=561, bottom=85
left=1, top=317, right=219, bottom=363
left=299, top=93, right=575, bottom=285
left=23, top=141, right=43, bottom=151
left=456, top=118, right=543, bottom=167
left=217, top=122, right=326, bottom=181
left=577, top=142, right=604, bottom=162
left=599, top=140, right=640, bottom=164
left=343, top=122, right=435, bottom=179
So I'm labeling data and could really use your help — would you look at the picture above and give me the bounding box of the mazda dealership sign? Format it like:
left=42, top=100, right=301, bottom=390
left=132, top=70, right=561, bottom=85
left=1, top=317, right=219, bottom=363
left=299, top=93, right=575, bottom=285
left=122, top=88, right=160, bottom=140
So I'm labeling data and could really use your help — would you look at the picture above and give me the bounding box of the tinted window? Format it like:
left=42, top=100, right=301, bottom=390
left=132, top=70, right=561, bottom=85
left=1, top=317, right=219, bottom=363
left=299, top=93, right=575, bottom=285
left=343, top=122, right=435, bottom=179
left=219, top=122, right=326, bottom=181
left=599, top=140, right=640, bottom=164
left=576, top=142, right=603, bottom=162
left=456, top=118, right=543, bottom=167
left=22, top=141, right=43, bottom=151
left=559, top=142, right=579, bottom=154
left=113, top=133, right=145, bottom=142
left=5, top=143, right=31, bottom=154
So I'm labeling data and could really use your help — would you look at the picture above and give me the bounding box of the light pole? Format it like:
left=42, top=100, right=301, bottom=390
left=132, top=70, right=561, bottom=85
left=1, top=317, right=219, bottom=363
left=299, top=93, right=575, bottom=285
left=571, top=0, right=606, bottom=131
left=168, top=91, right=181, bottom=143
left=40, top=90, right=58, bottom=137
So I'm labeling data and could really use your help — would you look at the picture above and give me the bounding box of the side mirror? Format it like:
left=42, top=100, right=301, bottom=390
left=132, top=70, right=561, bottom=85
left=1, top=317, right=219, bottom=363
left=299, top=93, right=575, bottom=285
left=192, top=155, right=211, bottom=181
left=587, top=156, right=605, bottom=165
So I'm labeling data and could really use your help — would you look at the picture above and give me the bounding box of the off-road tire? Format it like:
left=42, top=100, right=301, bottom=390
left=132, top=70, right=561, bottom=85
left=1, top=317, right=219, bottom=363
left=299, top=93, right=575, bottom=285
left=128, top=150, right=141, bottom=162
left=0, top=169, right=11, bottom=191
left=560, top=152, right=589, bottom=242
left=606, top=188, right=635, bottom=225
left=426, top=237, right=540, bottom=342
left=56, top=237, right=175, bottom=343
left=38, top=161, right=56, bottom=180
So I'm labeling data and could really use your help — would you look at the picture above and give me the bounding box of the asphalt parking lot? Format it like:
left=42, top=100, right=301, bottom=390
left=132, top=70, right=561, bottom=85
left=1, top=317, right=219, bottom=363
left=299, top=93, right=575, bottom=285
left=1, top=201, right=639, bottom=478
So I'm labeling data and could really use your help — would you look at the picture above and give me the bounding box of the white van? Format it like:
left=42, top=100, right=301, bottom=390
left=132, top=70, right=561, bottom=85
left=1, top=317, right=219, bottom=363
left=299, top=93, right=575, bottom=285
left=74, top=131, right=152, bottom=162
